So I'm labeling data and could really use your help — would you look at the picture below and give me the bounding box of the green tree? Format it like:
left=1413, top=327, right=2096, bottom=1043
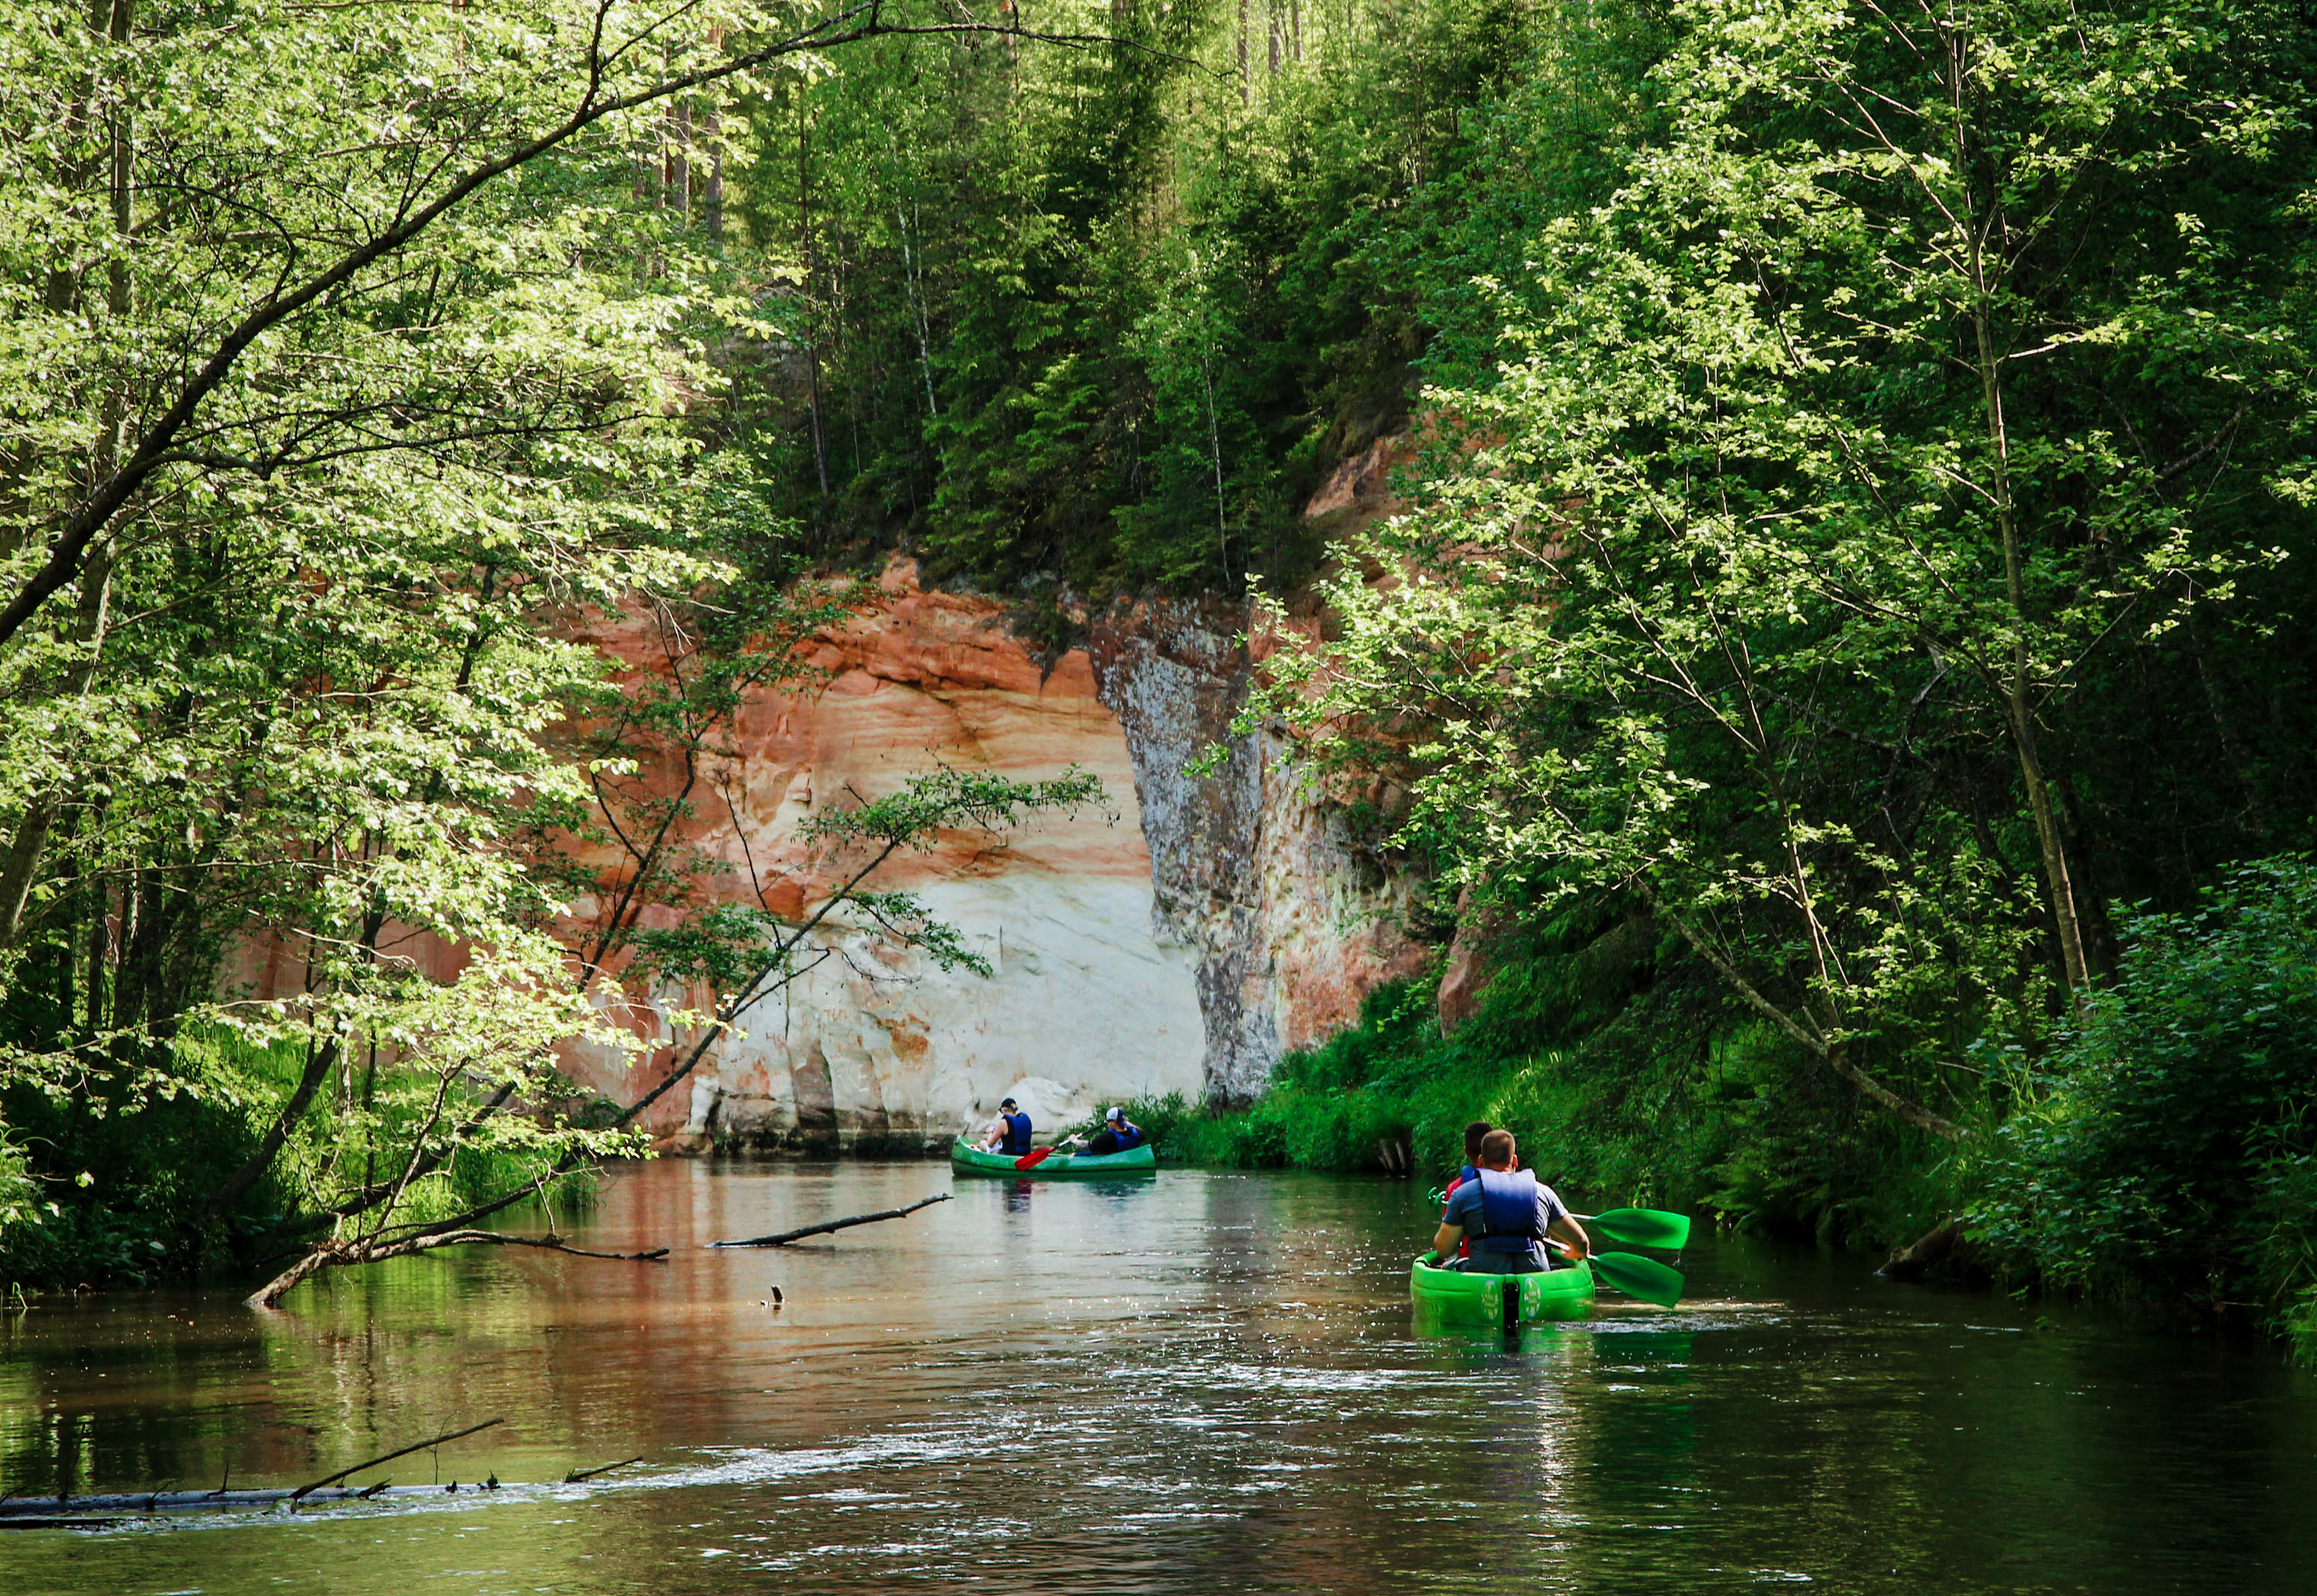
left=1259, top=0, right=2317, bottom=1134
left=0, top=0, right=1129, bottom=1287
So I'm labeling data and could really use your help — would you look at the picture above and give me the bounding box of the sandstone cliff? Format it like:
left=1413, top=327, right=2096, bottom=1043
left=225, top=554, right=1427, bottom=1151
left=584, top=561, right=1426, bottom=1147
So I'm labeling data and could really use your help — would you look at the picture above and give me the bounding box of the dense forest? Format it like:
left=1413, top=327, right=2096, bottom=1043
left=4, top=0, right=2317, bottom=1354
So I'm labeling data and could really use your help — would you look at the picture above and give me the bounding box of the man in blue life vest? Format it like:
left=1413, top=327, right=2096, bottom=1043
left=1068, top=1107, right=1145, bottom=1156
left=1431, top=1129, right=1590, bottom=1272
left=976, top=1096, right=1034, bottom=1155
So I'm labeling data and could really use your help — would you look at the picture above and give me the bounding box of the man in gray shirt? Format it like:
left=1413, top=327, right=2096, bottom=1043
left=1431, top=1129, right=1591, bottom=1272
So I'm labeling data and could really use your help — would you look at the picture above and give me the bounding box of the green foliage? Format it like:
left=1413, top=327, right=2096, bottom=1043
left=1973, top=859, right=2317, bottom=1343
left=0, top=1, right=1111, bottom=1296
left=1154, top=927, right=1972, bottom=1251
left=1253, top=0, right=2317, bottom=1165
left=732, top=0, right=1644, bottom=594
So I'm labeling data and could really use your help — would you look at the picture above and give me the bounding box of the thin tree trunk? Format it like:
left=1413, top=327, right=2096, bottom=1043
left=206, top=1040, right=341, bottom=1219
left=1638, top=882, right=1964, bottom=1141
left=1203, top=359, right=1229, bottom=584
left=703, top=25, right=726, bottom=246
left=668, top=99, right=691, bottom=217
left=1952, top=22, right=2091, bottom=1006
left=702, top=102, right=724, bottom=244
left=1238, top=0, right=1252, bottom=107
left=799, top=102, right=829, bottom=497
left=0, top=541, right=114, bottom=948
left=898, top=203, right=939, bottom=418
left=83, top=814, right=110, bottom=1036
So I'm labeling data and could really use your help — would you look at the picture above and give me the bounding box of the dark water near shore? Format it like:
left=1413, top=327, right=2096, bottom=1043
left=1, top=1160, right=2312, bottom=1595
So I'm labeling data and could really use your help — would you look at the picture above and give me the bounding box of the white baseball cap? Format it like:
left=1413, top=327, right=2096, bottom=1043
left=1105, top=1107, right=1124, bottom=1122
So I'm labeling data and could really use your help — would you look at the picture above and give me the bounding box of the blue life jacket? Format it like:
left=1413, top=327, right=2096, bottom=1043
left=1001, top=1111, right=1032, bottom=1155
left=1112, top=1122, right=1145, bottom=1151
left=1469, top=1168, right=1546, bottom=1254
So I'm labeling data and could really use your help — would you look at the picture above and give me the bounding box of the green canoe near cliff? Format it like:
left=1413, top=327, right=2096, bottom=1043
left=948, top=1139, right=1158, bottom=1178
left=1410, top=1255, right=1596, bottom=1326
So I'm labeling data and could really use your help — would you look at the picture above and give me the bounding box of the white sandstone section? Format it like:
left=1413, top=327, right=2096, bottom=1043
left=660, top=873, right=1200, bottom=1146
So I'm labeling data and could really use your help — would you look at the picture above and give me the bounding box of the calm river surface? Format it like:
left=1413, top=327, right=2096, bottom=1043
left=1, top=1160, right=2313, bottom=1595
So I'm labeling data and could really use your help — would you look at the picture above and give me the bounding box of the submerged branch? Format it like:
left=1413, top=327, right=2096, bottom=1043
left=709, top=1192, right=951, bottom=1248
left=290, top=1418, right=503, bottom=1501
left=247, top=1230, right=667, bottom=1310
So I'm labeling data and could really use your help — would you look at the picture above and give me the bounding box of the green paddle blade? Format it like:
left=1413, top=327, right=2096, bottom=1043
left=1585, top=1207, right=1691, bottom=1250
left=1589, top=1249, right=1685, bottom=1308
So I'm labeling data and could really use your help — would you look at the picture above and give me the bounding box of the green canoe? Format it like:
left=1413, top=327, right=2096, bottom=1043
left=1410, top=1255, right=1596, bottom=1327
left=948, top=1139, right=1157, bottom=1178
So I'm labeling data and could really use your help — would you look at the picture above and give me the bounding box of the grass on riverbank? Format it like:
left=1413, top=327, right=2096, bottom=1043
left=1120, top=960, right=1970, bottom=1255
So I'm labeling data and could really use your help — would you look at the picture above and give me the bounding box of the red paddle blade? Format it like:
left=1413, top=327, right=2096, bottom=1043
left=1013, top=1145, right=1059, bottom=1170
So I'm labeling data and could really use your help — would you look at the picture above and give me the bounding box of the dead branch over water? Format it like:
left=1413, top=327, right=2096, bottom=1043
left=709, top=1192, right=951, bottom=1248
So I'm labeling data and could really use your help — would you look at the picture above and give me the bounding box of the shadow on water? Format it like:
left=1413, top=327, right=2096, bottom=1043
left=1, top=1159, right=2313, bottom=1595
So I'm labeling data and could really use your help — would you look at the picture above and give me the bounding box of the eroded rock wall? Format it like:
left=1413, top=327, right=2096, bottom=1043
left=626, top=564, right=1426, bottom=1142
left=228, top=560, right=1426, bottom=1148
left=563, top=563, right=1211, bottom=1147
left=1087, top=600, right=1428, bottom=1108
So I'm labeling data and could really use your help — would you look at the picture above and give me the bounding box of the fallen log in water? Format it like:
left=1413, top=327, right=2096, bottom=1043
left=0, top=1447, right=661, bottom=1524
left=0, top=1417, right=517, bottom=1524
left=0, top=1484, right=464, bottom=1519
left=708, top=1191, right=951, bottom=1249
left=291, top=1417, right=503, bottom=1501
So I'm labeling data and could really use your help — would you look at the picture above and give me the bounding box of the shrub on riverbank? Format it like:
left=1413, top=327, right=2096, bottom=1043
left=1133, top=923, right=1972, bottom=1252
left=1972, top=859, right=2317, bottom=1346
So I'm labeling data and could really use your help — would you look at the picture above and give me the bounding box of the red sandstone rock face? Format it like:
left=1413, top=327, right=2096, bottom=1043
left=229, top=556, right=1433, bottom=1147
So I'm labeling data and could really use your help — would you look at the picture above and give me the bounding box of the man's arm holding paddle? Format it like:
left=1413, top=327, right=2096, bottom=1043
left=1432, top=1209, right=1589, bottom=1261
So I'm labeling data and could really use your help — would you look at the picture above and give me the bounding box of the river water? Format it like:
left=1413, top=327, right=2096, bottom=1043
left=1, top=1160, right=2312, bottom=1595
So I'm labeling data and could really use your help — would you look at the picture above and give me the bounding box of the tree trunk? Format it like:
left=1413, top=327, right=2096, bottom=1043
left=702, top=102, right=724, bottom=245
left=1949, top=13, right=2091, bottom=1007
left=1238, top=0, right=1251, bottom=107
left=0, top=541, right=114, bottom=949
left=898, top=204, right=938, bottom=418
left=1977, top=320, right=2091, bottom=1003
left=799, top=102, right=829, bottom=497
left=667, top=99, right=691, bottom=217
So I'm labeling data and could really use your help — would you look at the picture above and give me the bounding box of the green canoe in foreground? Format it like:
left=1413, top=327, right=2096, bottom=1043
left=948, top=1139, right=1158, bottom=1178
left=1410, top=1255, right=1596, bottom=1327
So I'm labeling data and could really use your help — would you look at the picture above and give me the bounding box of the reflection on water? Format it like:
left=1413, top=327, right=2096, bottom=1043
left=2, top=1160, right=2313, bottom=1594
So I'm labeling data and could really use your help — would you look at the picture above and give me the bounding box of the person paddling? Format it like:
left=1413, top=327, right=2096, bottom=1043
left=978, top=1096, right=1033, bottom=1156
left=1431, top=1129, right=1589, bottom=1272
left=1447, top=1121, right=1491, bottom=1197
left=1068, top=1106, right=1144, bottom=1156
left=1439, top=1121, right=1493, bottom=1263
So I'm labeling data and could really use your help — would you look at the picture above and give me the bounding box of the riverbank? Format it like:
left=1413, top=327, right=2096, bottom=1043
left=1121, top=864, right=2317, bottom=1370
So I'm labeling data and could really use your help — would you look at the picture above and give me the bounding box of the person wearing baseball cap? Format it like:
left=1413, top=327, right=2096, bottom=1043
left=1068, top=1106, right=1145, bottom=1157
left=975, top=1096, right=1034, bottom=1156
